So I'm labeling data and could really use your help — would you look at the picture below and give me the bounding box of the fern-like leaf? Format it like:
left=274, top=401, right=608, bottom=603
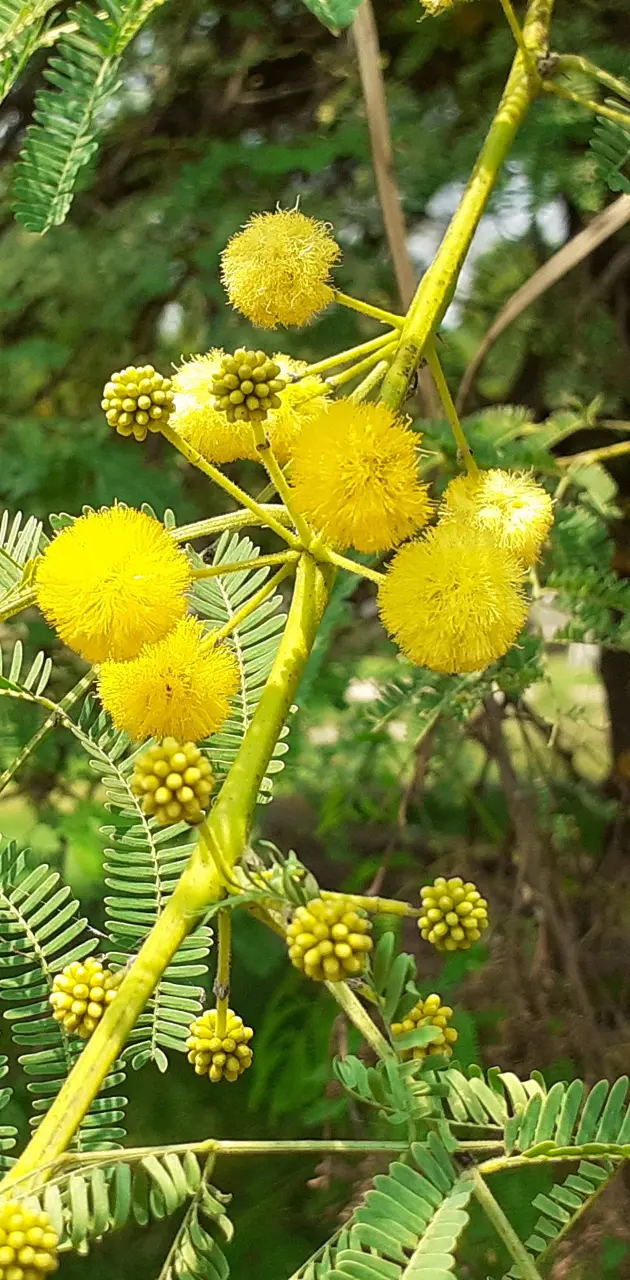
left=190, top=531, right=289, bottom=803
left=0, top=509, right=45, bottom=601
left=0, top=838, right=127, bottom=1149
left=589, top=111, right=630, bottom=193
left=0, top=1054, right=17, bottom=1172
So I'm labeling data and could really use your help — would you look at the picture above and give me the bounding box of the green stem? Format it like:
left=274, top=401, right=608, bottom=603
left=211, top=563, right=294, bottom=644
left=321, top=891, right=418, bottom=918
left=425, top=340, right=479, bottom=477
left=320, top=548, right=385, bottom=585
left=498, top=0, right=536, bottom=72
left=254, top=439, right=313, bottom=546
left=192, top=552, right=298, bottom=579
left=0, top=585, right=36, bottom=623
left=214, top=909, right=231, bottom=1038
left=543, top=80, right=630, bottom=129
left=307, top=331, right=399, bottom=376
left=328, top=980, right=396, bottom=1060
left=552, top=53, right=630, bottom=104
left=171, top=507, right=292, bottom=544
left=159, top=421, right=300, bottom=549
left=473, top=1170, right=543, bottom=1280
left=334, top=290, right=404, bottom=328
left=2, top=554, right=334, bottom=1189
left=379, top=0, right=554, bottom=412
left=349, top=359, right=390, bottom=402
left=327, top=341, right=398, bottom=390
left=0, top=669, right=94, bottom=796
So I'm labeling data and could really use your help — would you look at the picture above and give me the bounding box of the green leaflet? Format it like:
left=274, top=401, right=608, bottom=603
left=0, top=508, right=45, bottom=601
left=589, top=109, right=630, bottom=193
left=300, top=0, right=363, bottom=34
left=0, top=837, right=127, bottom=1149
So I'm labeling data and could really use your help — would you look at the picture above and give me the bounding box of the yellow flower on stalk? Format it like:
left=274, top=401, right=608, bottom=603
left=171, top=350, right=329, bottom=465
left=289, top=399, right=432, bottom=553
left=98, top=617, right=239, bottom=742
left=441, top=469, right=553, bottom=566
left=378, top=523, right=527, bottom=673
left=220, top=208, right=341, bottom=329
left=35, top=507, right=192, bottom=663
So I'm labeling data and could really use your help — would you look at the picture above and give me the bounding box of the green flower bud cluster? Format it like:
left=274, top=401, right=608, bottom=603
left=102, top=365, right=174, bottom=441
left=391, top=993, right=458, bottom=1061
left=186, top=1009, right=254, bottom=1083
left=419, top=876, right=488, bottom=951
left=49, top=956, right=117, bottom=1039
left=286, top=896, right=373, bottom=982
left=131, top=739, right=214, bottom=826
left=0, top=1201, right=58, bottom=1278
left=211, top=349, right=286, bottom=425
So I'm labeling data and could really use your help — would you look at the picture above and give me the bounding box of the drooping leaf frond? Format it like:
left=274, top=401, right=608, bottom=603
left=503, top=1159, right=614, bottom=1278
left=159, top=1178, right=233, bottom=1280
left=589, top=111, right=630, bottom=193
left=0, top=1, right=59, bottom=104
left=0, top=838, right=127, bottom=1149
left=72, top=697, right=212, bottom=1072
left=190, top=531, right=289, bottom=803
left=0, top=1054, right=17, bottom=1172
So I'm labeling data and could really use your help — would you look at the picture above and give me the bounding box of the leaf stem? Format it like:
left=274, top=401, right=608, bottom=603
left=170, top=507, right=292, bottom=544
left=0, top=669, right=95, bottom=796
left=210, top=564, right=294, bottom=644
left=425, top=340, right=479, bottom=477
left=159, top=421, right=300, bottom=549
left=473, top=1169, right=544, bottom=1279
left=191, top=552, right=298, bottom=579
left=552, top=53, right=630, bottom=104
left=543, top=79, right=630, bottom=129
left=254, top=438, right=314, bottom=546
left=307, top=331, right=399, bottom=376
left=320, top=549, right=386, bottom=585
left=214, top=909, right=231, bottom=1038
left=327, top=341, right=398, bottom=390
left=349, top=358, right=391, bottom=402
left=0, top=585, right=36, bottom=623
left=334, top=290, right=404, bottom=328
left=327, top=980, right=396, bottom=1060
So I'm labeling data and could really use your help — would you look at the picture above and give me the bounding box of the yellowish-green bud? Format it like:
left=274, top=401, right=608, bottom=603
left=102, top=365, right=174, bottom=441
left=418, top=876, right=489, bottom=951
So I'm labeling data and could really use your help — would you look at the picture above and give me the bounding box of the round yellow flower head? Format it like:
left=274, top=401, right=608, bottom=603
left=378, top=522, right=527, bottom=673
left=35, top=507, right=192, bottom=663
left=49, top=956, right=117, bottom=1038
left=98, top=617, right=240, bottom=742
left=441, top=469, right=553, bottom=566
left=0, top=1200, right=59, bottom=1277
left=286, top=895, right=373, bottom=982
left=290, top=400, right=432, bottom=553
left=221, top=208, right=341, bottom=329
left=132, top=738, right=214, bottom=826
left=419, top=876, right=489, bottom=951
left=186, top=1009, right=254, bottom=1083
left=171, top=350, right=329, bottom=466
left=391, top=994, right=458, bottom=1061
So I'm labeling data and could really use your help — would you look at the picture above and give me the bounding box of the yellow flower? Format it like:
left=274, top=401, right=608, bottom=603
left=0, top=1200, right=58, bottom=1276
left=171, top=350, right=329, bottom=465
left=391, top=994, right=458, bottom=1060
left=441, top=469, right=553, bottom=566
left=49, top=956, right=117, bottom=1038
left=98, top=617, right=240, bottom=742
left=186, top=1008, right=254, bottom=1082
left=378, top=523, right=527, bottom=673
left=419, top=876, right=489, bottom=950
left=220, top=208, right=341, bottom=329
left=289, top=399, right=432, bottom=553
left=35, top=507, right=192, bottom=663
left=171, top=351, right=258, bottom=463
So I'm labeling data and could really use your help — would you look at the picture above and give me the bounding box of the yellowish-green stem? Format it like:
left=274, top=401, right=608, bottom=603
left=0, top=585, right=36, bottom=624
left=380, top=0, right=554, bottom=412
left=327, top=980, right=395, bottom=1060
left=473, top=1170, right=543, bottom=1279
left=498, top=0, right=537, bottom=74
left=307, top=331, right=399, bottom=377
left=159, top=421, right=300, bottom=549
left=210, top=563, right=295, bottom=644
left=321, top=890, right=419, bottom=918
left=215, top=909, right=232, bottom=1039
left=543, top=79, right=630, bottom=129
left=2, top=554, right=334, bottom=1188
left=320, top=548, right=385, bottom=586
left=191, top=552, right=298, bottom=580
left=425, top=340, right=479, bottom=477
left=254, top=436, right=314, bottom=547
left=334, top=290, right=404, bottom=328
left=327, top=341, right=398, bottom=391
left=552, top=53, right=630, bottom=104
left=349, top=358, right=391, bottom=402
left=171, top=507, right=292, bottom=544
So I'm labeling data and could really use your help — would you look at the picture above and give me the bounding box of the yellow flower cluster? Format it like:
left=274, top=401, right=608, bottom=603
left=49, top=956, right=117, bottom=1038
left=419, top=876, right=489, bottom=951
left=186, top=1009, right=254, bottom=1082
left=102, top=365, right=174, bottom=441
left=131, top=739, right=214, bottom=826
left=286, top=896, right=373, bottom=982
left=441, top=470, right=553, bottom=567
left=99, top=618, right=239, bottom=743
left=35, top=507, right=192, bottom=663
left=0, top=1201, right=58, bottom=1278
left=221, top=209, right=341, bottom=329
left=171, top=350, right=329, bottom=465
left=210, top=349, right=286, bottom=425
left=290, top=400, right=432, bottom=553
left=391, top=994, right=458, bottom=1061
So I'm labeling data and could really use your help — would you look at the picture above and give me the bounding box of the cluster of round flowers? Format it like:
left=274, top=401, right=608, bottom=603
left=49, top=956, right=118, bottom=1038
left=101, top=365, right=174, bottom=441
left=419, top=876, right=489, bottom=951
left=0, top=1201, right=58, bottom=1278
left=186, top=1009, right=254, bottom=1083
left=286, top=896, right=373, bottom=983
left=131, top=739, right=214, bottom=827
left=391, top=994, right=458, bottom=1061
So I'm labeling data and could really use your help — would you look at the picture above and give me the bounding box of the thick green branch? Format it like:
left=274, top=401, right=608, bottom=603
left=3, top=553, right=334, bottom=1188
left=379, top=0, right=554, bottom=412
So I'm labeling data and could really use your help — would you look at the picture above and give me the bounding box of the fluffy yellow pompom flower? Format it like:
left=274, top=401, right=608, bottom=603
left=35, top=508, right=192, bottom=663
left=378, top=523, right=527, bottom=673
left=98, top=617, right=239, bottom=742
left=441, top=469, right=553, bottom=566
left=221, top=208, right=341, bottom=329
left=290, top=400, right=432, bottom=553
left=171, top=350, right=329, bottom=465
